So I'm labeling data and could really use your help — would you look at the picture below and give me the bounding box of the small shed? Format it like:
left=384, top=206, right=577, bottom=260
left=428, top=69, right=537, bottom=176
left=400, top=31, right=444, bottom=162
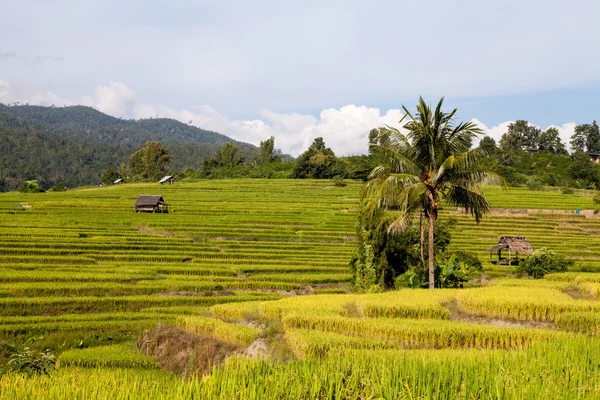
left=158, top=176, right=176, bottom=185
left=134, top=195, right=169, bottom=213
left=487, top=236, right=534, bottom=265
left=113, top=178, right=123, bottom=184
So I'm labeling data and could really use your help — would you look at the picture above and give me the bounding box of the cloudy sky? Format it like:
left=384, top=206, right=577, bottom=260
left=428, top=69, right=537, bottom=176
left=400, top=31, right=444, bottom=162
left=1, top=0, right=600, bottom=155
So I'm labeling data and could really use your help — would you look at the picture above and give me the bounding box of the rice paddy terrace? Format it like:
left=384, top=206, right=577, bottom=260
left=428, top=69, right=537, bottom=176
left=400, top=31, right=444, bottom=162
left=2, top=179, right=600, bottom=399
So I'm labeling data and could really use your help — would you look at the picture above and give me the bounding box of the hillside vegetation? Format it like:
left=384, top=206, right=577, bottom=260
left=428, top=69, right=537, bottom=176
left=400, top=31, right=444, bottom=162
left=0, top=104, right=258, bottom=190
left=1, top=180, right=600, bottom=398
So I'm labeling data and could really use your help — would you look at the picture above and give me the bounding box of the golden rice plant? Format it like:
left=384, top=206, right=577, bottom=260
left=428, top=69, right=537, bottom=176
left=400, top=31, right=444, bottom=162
left=176, top=315, right=259, bottom=346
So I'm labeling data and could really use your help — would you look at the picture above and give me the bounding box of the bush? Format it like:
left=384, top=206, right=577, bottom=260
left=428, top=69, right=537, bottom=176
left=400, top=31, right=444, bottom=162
left=49, top=183, right=67, bottom=192
left=526, top=178, right=545, bottom=191
left=7, top=345, right=55, bottom=376
left=332, top=175, right=347, bottom=187
left=516, top=248, right=574, bottom=279
left=452, top=250, right=483, bottom=271
left=561, top=187, right=574, bottom=195
left=18, top=180, right=44, bottom=193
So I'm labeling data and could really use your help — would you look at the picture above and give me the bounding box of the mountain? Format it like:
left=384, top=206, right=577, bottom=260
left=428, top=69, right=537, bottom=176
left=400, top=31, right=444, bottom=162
left=0, top=104, right=258, bottom=191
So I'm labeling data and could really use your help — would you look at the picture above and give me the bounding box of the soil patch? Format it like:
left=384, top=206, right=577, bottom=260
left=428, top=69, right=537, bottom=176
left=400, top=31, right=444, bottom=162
left=137, top=323, right=240, bottom=377
left=564, top=285, right=597, bottom=301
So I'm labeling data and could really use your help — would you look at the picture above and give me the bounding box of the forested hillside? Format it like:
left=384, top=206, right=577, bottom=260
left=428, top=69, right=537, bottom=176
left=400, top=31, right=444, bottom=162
left=0, top=104, right=258, bottom=191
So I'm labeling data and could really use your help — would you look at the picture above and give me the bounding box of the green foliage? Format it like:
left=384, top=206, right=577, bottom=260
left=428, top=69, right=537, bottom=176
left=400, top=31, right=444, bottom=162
left=292, top=138, right=340, bottom=179
left=0, top=104, right=260, bottom=191
left=351, top=206, right=454, bottom=289
left=571, top=121, right=600, bottom=153
left=258, top=136, right=279, bottom=165
left=48, top=183, right=67, bottom=192
left=526, top=177, right=545, bottom=191
left=361, top=97, right=495, bottom=288
left=452, top=250, right=483, bottom=271
left=561, top=187, right=574, bottom=195
left=101, top=167, right=120, bottom=185
left=130, top=141, right=172, bottom=181
left=202, top=141, right=245, bottom=173
left=6, top=339, right=55, bottom=376
left=517, top=248, right=574, bottom=279
left=331, top=175, right=346, bottom=187
left=18, top=180, right=44, bottom=193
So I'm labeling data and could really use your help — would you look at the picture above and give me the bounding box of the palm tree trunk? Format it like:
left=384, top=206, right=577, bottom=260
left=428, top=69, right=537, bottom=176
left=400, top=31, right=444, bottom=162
left=428, top=206, right=436, bottom=289
left=419, top=210, right=425, bottom=268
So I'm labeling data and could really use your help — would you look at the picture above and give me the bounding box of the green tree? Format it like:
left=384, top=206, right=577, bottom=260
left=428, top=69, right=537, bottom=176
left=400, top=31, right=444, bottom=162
left=292, top=137, right=339, bottom=178
left=130, top=141, right=172, bottom=181
left=587, top=121, right=600, bottom=153
left=499, top=120, right=540, bottom=151
left=571, top=123, right=595, bottom=153
left=258, top=136, right=279, bottom=165
left=479, top=136, right=497, bottom=153
left=203, top=141, right=245, bottom=171
left=362, top=97, right=501, bottom=289
left=538, top=127, right=567, bottom=155
left=101, top=167, right=120, bottom=185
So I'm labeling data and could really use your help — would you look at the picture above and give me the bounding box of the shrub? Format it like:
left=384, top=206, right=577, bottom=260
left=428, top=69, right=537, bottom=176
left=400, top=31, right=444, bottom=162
left=561, top=187, right=574, bottom=195
left=332, top=175, right=347, bottom=187
left=452, top=250, right=483, bottom=271
left=7, top=345, right=55, bottom=376
left=49, top=183, right=67, bottom=192
left=516, top=248, right=574, bottom=279
left=526, top=178, right=545, bottom=191
left=19, top=180, right=44, bottom=193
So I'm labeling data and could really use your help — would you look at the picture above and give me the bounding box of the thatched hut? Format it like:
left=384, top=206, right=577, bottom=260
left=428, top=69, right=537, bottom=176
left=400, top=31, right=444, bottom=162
left=487, top=236, right=534, bottom=265
left=134, top=195, right=169, bottom=213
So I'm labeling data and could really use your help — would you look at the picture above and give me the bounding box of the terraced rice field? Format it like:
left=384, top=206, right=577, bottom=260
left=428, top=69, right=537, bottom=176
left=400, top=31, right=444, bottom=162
left=2, top=180, right=600, bottom=399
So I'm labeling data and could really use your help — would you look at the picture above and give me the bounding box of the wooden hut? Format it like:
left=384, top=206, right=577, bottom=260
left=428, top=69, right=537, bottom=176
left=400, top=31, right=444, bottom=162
left=158, top=176, right=176, bottom=185
left=487, top=236, right=534, bottom=265
left=134, top=195, right=169, bottom=213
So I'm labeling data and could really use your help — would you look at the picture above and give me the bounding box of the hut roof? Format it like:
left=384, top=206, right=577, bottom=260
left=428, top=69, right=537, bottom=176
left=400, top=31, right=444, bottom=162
left=158, top=176, right=174, bottom=183
left=487, top=236, right=534, bottom=255
left=134, top=195, right=167, bottom=207
left=113, top=178, right=123, bottom=184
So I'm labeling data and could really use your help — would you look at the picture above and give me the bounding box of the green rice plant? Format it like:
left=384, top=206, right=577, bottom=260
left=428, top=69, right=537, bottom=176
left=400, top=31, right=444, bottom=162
left=139, top=306, right=210, bottom=315
left=57, top=343, right=156, bottom=368
left=3, top=334, right=598, bottom=399
left=176, top=316, right=259, bottom=346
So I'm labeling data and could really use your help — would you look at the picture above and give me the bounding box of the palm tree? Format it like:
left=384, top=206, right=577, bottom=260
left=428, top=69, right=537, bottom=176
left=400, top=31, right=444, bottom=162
left=362, top=97, right=501, bottom=289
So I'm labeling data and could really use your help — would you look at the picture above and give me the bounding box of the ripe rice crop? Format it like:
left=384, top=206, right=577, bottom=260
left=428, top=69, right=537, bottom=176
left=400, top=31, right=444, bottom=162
left=282, top=314, right=562, bottom=349
left=176, top=315, right=259, bottom=346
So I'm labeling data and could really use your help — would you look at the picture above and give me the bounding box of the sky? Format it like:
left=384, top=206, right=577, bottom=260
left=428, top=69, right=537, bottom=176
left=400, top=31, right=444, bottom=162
left=1, top=0, right=600, bottom=156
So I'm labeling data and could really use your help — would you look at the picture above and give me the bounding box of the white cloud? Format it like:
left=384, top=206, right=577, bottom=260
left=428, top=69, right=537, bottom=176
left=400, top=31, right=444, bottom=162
left=81, top=82, right=136, bottom=118
left=0, top=79, right=580, bottom=156
left=0, top=80, right=71, bottom=107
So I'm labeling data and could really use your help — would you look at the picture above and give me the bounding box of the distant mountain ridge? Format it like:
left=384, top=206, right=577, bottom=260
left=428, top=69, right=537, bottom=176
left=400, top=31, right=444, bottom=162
left=0, top=104, right=258, bottom=191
